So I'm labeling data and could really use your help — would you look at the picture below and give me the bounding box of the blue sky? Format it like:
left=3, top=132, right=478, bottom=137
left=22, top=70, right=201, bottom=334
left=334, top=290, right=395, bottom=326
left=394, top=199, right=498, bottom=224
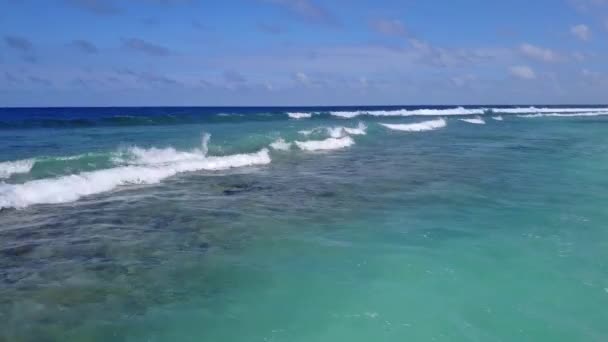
left=1, top=0, right=608, bottom=106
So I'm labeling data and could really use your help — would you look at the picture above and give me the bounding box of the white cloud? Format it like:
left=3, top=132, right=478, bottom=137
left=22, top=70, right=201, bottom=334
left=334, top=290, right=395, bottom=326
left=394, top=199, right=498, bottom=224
left=571, top=24, right=591, bottom=41
left=582, top=68, right=600, bottom=77
left=572, top=51, right=586, bottom=61
left=450, top=74, right=476, bottom=87
left=294, top=71, right=310, bottom=85
left=519, top=43, right=559, bottom=62
left=370, top=19, right=408, bottom=37
left=569, top=0, right=608, bottom=12
left=509, top=65, right=536, bottom=80
left=264, top=0, right=337, bottom=26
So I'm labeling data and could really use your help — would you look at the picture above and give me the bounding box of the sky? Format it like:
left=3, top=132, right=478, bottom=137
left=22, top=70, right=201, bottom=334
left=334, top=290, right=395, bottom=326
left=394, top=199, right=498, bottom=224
left=1, top=0, right=608, bottom=107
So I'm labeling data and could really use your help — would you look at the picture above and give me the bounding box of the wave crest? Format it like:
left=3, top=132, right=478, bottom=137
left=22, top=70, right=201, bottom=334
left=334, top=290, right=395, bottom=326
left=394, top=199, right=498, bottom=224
left=459, top=117, right=486, bottom=125
left=0, top=145, right=271, bottom=209
left=380, top=118, right=447, bottom=132
left=295, top=136, right=355, bottom=151
left=518, top=112, right=608, bottom=118
left=0, top=159, right=35, bottom=179
left=493, top=107, right=608, bottom=114
left=287, top=112, right=312, bottom=119
left=269, top=138, right=292, bottom=151
left=331, top=107, right=483, bottom=118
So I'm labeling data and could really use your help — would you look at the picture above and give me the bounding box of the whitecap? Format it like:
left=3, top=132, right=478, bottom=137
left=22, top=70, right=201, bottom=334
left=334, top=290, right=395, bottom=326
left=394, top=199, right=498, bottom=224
left=459, top=116, right=486, bottom=125
left=517, top=112, right=608, bottom=118
left=287, top=112, right=312, bottom=119
left=380, top=118, right=447, bottom=132
left=325, top=122, right=367, bottom=138
left=0, top=146, right=271, bottom=209
left=491, top=107, right=608, bottom=114
left=298, top=128, right=319, bottom=136
left=0, top=159, right=35, bottom=179
left=329, top=111, right=361, bottom=119
left=328, top=106, right=608, bottom=118
left=294, top=136, right=355, bottom=152
left=330, top=107, right=484, bottom=118
left=326, top=127, right=347, bottom=138
left=299, top=122, right=366, bottom=138
left=269, top=138, right=292, bottom=151
left=116, top=133, right=211, bottom=166
left=343, top=122, right=367, bottom=135
left=492, top=116, right=504, bottom=121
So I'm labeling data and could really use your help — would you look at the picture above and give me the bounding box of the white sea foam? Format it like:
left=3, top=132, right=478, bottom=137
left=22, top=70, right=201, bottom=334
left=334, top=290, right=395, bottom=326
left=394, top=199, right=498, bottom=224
left=298, top=128, right=320, bottom=136
left=300, top=122, right=367, bottom=138
left=122, top=147, right=201, bottom=165
left=460, top=116, right=486, bottom=125
left=328, top=106, right=608, bottom=118
left=269, top=138, right=292, bottom=151
left=330, top=107, right=484, bottom=118
left=53, top=152, right=105, bottom=161
left=380, top=118, right=447, bottom=132
left=114, top=133, right=212, bottom=166
left=327, top=122, right=368, bottom=138
left=492, top=107, right=608, bottom=114
left=217, top=113, right=243, bottom=117
left=0, top=147, right=271, bottom=209
left=343, top=122, right=367, bottom=135
left=0, top=159, right=35, bottom=179
left=287, top=112, right=312, bottom=119
left=517, top=112, right=608, bottom=118
left=329, top=111, right=361, bottom=119
left=492, top=116, right=504, bottom=121
left=295, top=136, right=355, bottom=151
left=326, top=127, right=347, bottom=138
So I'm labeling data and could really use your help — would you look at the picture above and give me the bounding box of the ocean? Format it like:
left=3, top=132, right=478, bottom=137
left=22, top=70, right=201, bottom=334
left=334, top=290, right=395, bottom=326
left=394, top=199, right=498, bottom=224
left=1, top=106, right=608, bottom=341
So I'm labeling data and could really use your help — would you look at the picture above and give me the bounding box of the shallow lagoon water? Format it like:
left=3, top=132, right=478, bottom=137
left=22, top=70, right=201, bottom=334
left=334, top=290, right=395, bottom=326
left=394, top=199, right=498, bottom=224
left=1, top=106, right=608, bottom=341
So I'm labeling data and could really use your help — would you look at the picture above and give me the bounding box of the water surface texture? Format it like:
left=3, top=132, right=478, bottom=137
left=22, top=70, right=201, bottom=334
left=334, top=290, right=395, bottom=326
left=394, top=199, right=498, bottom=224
left=1, top=106, right=608, bottom=341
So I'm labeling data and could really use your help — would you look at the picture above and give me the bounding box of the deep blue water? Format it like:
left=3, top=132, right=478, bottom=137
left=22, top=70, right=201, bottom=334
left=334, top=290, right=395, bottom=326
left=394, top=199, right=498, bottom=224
left=1, top=105, right=605, bottom=128
left=1, top=105, right=608, bottom=341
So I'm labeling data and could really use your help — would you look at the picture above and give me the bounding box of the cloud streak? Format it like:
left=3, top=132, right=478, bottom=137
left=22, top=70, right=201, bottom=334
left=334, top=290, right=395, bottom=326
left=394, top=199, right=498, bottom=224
left=4, top=35, right=37, bottom=62
left=64, top=0, right=121, bottom=15
left=571, top=24, right=591, bottom=41
left=509, top=65, right=536, bottom=80
left=4, top=35, right=33, bottom=53
left=519, top=43, right=559, bottom=62
left=122, top=38, right=172, bottom=56
left=370, top=19, right=408, bottom=37
left=257, top=22, right=285, bottom=34
left=264, top=0, right=337, bottom=26
left=116, top=68, right=179, bottom=86
left=70, top=39, right=98, bottom=54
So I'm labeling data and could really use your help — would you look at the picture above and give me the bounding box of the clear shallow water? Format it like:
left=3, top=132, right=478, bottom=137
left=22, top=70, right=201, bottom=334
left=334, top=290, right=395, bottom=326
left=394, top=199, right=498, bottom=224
left=1, top=106, right=608, bottom=341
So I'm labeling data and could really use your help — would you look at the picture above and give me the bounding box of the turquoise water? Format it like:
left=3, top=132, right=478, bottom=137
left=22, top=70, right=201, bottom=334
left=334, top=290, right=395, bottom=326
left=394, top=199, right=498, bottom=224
left=1, top=107, right=608, bottom=341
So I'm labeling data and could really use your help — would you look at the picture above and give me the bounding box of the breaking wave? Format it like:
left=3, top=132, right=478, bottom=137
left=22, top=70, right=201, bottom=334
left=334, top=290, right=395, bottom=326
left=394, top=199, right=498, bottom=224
left=0, top=138, right=271, bottom=209
left=517, top=112, right=608, bottom=118
left=269, top=138, right=292, bottom=151
left=460, top=117, right=486, bottom=125
left=343, top=122, right=367, bottom=135
left=492, top=107, right=608, bottom=114
left=287, top=112, right=313, bottom=119
left=492, top=116, right=504, bottom=121
left=326, top=122, right=367, bottom=138
left=0, top=159, right=35, bottom=179
left=380, top=118, right=447, bottom=132
left=298, top=128, right=322, bottom=136
left=326, top=107, right=608, bottom=119
left=330, top=107, right=483, bottom=118
left=295, top=136, right=355, bottom=152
